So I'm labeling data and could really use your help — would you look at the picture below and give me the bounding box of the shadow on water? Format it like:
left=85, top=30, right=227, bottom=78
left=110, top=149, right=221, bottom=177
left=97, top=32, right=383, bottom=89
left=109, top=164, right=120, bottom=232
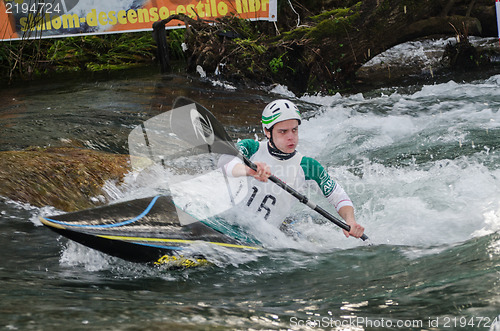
left=0, top=65, right=274, bottom=154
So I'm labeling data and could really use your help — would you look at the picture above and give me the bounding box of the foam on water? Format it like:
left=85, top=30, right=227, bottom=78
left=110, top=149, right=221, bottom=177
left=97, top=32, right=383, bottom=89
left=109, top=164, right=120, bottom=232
left=26, top=74, right=500, bottom=268
left=68, top=75, right=500, bottom=262
left=294, top=76, right=500, bottom=249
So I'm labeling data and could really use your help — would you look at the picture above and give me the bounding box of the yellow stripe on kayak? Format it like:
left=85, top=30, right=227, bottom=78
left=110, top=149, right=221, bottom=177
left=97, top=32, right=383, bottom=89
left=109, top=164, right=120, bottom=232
left=96, top=234, right=261, bottom=250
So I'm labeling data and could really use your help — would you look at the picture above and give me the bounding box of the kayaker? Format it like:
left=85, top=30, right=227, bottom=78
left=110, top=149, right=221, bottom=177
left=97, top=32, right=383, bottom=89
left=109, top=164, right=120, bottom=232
left=220, top=99, right=365, bottom=239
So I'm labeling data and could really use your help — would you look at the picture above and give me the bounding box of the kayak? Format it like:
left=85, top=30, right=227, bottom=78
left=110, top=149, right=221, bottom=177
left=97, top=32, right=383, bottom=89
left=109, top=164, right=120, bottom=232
left=40, top=195, right=261, bottom=267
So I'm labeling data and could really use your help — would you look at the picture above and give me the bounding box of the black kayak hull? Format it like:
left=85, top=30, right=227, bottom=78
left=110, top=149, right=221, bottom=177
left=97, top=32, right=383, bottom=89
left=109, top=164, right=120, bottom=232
left=41, top=195, right=260, bottom=265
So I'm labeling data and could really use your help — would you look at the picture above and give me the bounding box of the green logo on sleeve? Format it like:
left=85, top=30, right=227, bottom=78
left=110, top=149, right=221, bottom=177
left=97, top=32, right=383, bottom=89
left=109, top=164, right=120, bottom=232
left=319, top=169, right=335, bottom=196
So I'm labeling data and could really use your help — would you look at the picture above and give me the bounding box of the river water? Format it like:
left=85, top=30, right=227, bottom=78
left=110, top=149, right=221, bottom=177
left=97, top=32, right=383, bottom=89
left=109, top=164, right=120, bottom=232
left=1, top=53, right=500, bottom=330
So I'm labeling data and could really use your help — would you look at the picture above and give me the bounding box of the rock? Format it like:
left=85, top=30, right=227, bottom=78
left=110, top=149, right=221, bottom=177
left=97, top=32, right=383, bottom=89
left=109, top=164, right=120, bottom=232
left=0, top=147, right=130, bottom=211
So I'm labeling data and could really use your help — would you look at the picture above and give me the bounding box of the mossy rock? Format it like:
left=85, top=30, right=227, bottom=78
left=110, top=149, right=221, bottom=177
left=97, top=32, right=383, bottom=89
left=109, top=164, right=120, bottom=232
left=0, top=147, right=131, bottom=211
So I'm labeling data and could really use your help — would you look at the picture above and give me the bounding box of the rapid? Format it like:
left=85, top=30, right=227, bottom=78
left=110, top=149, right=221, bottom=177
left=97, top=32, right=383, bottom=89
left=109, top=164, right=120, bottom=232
left=1, top=42, right=500, bottom=330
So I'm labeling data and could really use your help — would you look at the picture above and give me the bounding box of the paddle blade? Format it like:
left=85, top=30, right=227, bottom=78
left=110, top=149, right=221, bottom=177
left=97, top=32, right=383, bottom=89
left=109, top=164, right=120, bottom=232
left=171, top=97, right=240, bottom=157
left=127, top=97, right=249, bottom=224
left=128, top=97, right=241, bottom=171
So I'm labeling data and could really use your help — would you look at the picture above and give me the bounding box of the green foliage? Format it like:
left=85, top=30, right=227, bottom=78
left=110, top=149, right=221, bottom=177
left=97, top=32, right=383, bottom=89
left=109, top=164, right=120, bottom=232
left=235, top=38, right=267, bottom=55
left=310, top=6, right=356, bottom=23
left=1, top=31, right=156, bottom=81
left=280, top=2, right=361, bottom=43
left=269, top=55, right=284, bottom=74
left=280, top=27, right=308, bottom=42
left=306, top=2, right=362, bottom=42
left=47, top=33, right=156, bottom=71
left=168, top=29, right=186, bottom=60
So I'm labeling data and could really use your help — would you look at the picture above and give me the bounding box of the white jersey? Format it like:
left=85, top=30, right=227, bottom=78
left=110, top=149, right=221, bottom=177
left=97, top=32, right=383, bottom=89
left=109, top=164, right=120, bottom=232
left=241, top=141, right=304, bottom=227
left=221, top=140, right=353, bottom=227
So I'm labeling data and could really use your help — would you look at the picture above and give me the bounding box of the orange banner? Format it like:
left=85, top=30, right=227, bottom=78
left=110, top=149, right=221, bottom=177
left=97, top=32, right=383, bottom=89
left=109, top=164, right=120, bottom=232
left=1, top=0, right=277, bottom=41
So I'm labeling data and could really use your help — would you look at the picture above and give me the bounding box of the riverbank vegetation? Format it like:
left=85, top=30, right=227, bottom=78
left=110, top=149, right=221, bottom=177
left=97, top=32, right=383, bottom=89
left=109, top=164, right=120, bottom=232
left=1, top=0, right=499, bottom=94
left=0, top=31, right=160, bottom=81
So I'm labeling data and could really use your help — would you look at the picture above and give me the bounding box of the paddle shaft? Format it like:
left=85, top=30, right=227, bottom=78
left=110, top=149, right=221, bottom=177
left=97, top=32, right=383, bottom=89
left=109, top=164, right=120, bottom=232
left=243, top=155, right=369, bottom=241
left=171, top=97, right=368, bottom=241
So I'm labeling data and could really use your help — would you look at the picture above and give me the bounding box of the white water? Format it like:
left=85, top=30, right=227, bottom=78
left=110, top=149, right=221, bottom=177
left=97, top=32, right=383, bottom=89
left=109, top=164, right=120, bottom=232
left=13, top=60, right=496, bottom=267
left=55, top=74, right=499, bottom=263
left=278, top=76, right=500, bottom=249
left=3, top=48, right=500, bottom=330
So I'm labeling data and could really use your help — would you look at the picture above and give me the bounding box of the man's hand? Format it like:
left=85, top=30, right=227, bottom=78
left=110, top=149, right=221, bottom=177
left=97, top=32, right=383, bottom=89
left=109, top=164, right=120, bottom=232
left=343, top=221, right=365, bottom=239
left=338, top=206, right=365, bottom=239
left=248, top=162, right=271, bottom=182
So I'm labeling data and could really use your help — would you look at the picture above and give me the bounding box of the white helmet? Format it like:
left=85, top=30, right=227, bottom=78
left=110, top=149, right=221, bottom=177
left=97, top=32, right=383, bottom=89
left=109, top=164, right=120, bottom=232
left=261, top=99, right=301, bottom=132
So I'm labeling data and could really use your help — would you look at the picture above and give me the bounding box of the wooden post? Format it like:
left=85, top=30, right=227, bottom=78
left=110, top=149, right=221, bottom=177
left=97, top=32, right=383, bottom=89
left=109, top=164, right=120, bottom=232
left=152, top=21, right=170, bottom=73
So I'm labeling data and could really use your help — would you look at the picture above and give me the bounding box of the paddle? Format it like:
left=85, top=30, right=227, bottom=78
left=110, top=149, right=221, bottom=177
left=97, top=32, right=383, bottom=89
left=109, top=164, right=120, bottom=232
left=171, top=97, right=369, bottom=241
